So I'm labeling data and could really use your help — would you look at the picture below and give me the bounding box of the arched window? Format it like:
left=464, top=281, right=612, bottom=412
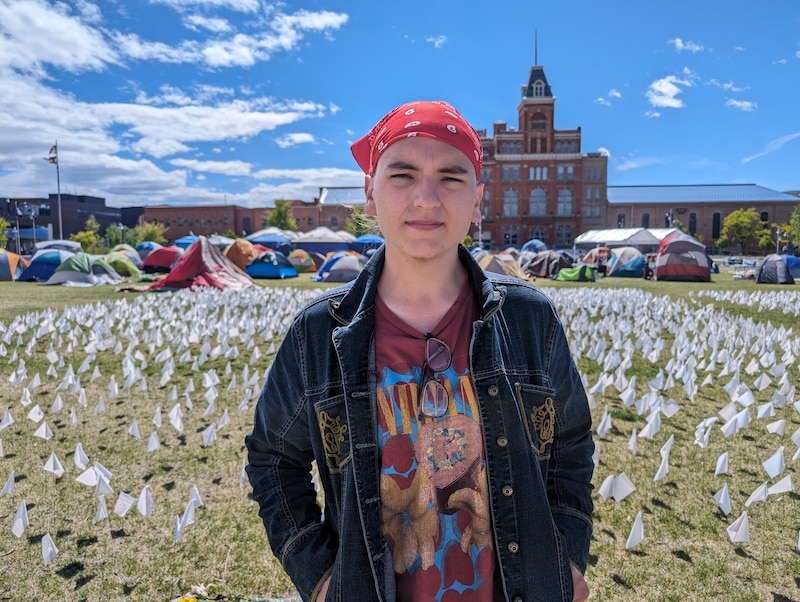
left=641, top=213, right=650, bottom=228
left=712, top=212, right=721, bottom=239
left=556, top=190, right=572, bottom=217
left=529, top=189, right=546, bottom=216
left=555, top=142, right=562, bottom=153
left=570, top=141, right=577, bottom=153
left=555, top=225, right=573, bottom=247
left=617, top=213, right=626, bottom=228
left=531, top=227, right=546, bottom=242
left=503, top=190, right=519, bottom=218
left=689, top=212, right=697, bottom=235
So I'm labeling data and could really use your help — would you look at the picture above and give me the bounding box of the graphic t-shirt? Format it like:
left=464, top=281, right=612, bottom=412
left=375, top=285, right=502, bottom=601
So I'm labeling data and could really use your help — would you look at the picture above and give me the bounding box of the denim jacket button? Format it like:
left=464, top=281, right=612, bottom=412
left=502, top=485, right=513, bottom=496
left=507, top=541, right=519, bottom=553
left=496, top=436, right=508, bottom=447
left=488, top=385, right=499, bottom=396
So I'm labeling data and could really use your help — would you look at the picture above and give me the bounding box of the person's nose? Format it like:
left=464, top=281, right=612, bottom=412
left=413, top=176, right=440, bottom=208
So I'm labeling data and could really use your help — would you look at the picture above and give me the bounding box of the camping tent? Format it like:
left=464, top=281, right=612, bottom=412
left=350, top=233, right=384, bottom=254
left=104, top=251, right=142, bottom=278
left=149, top=236, right=258, bottom=292
left=607, top=246, right=645, bottom=278
left=224, top=238, right=259, bottom=270
left=135, top=241, right=163, bottom=260
left=44, top=253, right=122, bottom=286
left=34, top=239, right=82, bottom=253
left=782, top=254, right=800, bottom=279
left=653, top=232, right=711, bottom=282
left=479, top=253, right=530, bottom=280
left=19, top=249, right=75, bottom=282
left=207, top=234, right=236, bottom=249
left=0, top=250, right=29, bottom=281
left=293, top=227, right=350, bottom=255
left=245, top=233, right=292, bottom=256
left=174, top=234, right=198, bottom=249
left=142, top=246, right=183, bottom=273
left=287, top=248, right=317, bottom=272
left=556, top=265, right=595, bottom=282
left=245, top=251, right=298, bottom=279
left=755, top=254, right=795, bottom=285
left=521, top=238, right=547, bottom=252
left=313, top=251, right=365, bottom=282
left=524, top=250, right=572, bottom=279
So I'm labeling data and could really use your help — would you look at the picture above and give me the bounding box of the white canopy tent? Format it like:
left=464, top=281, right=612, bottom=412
left=574, top=227, right=678, bottom=250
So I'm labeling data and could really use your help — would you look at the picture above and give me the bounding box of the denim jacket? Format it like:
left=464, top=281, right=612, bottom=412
left=246, top=245, right=594, bottom=602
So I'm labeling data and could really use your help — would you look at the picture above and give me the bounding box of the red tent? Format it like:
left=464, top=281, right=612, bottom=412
left=653, top=232, right=711, bottom=282
left=148, top=236, right=258, bottom=291
left=142, top=245, right=183, bottom=273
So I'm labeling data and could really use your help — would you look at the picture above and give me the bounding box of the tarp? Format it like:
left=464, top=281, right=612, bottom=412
left=34, top=239, right=82, bottom=253
left=224, top=238, right=259, bottom=270
left=287, top=248, right=317, bottom=272
left=556, top=265, right=595, bottom=282
left=0, top=250, right=29, bottom=281
left=245, top=234, right=292, bottom=256
left=524, top=250, right=571, bottom=279
left=19, top=249, right=75, bottom=282
left=653, top=232, right=711, bottom=282
left=207, top=234, right=236, bottom=249
left=149, top=235, right=258, bottom=292
left=245, top=251, right=298, bottom=279
left=44, top=253, right=122, bottom=286
left=521, top=238, right=547, bottom=252
left=607, top=246, right=645, bottom=278
left=142, top=246, right=183, bottom=273
left=755, top=254, right=794, bottom=285
left=174, top=234, right=198, bottom=249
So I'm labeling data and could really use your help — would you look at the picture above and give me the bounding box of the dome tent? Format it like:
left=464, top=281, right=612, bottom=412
left=142, top=246, right=183, bottom=273
left=0, top=249, right=29, bottom=281
left=19, top=249, right=75, bottom=282
left=44, top=253, right=122, bottom=286
left=105, top=251, right=142, bottom=278
left=755, top=254, right=794, bottom=285
left=245, top=251, right=298, bottom=279
left=653, top=232, right=711, bottom=282
left=607, top=246, right=645, bottom=278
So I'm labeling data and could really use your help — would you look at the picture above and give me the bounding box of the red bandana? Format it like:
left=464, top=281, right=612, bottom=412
left=350, top=100, right=482, bottom=180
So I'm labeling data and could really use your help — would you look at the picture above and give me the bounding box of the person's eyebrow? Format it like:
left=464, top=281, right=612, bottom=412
left=384, top=161, right=470, bottom=174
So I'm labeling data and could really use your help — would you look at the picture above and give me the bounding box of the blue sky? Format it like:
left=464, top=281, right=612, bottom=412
left=0, top=0, right=798, bottom=208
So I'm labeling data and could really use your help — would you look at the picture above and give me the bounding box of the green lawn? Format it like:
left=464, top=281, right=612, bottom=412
left=0, top=268, right=798, bottom=601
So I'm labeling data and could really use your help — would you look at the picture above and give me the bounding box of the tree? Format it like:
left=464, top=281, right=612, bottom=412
left=672, top=218, right=703, bottom=243
left=69, top=230, right=96, bottom=252
left=345, top=206, right=377, bottom=238
left=0, top=218, right=9, bottom=249
left=134, top=222, right=168, bottom=245
left=717, top=208, right=768, bottom=253
left=263, top=200, right=298, bottom=231
left=787, top=204, right=800, bottom=251
left=84, top=214, right=101, bottom=235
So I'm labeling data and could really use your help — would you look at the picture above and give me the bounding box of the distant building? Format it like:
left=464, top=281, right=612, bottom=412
left=606, top=184, right=798, bottom=250
left=475, top=63, right=606, bottom=249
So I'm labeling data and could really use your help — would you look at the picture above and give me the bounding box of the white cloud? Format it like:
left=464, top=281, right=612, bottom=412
left=616, top=156, right=664, bottom=171
left=595, top=97, right=612, bottom=107
left=645, top=110, right=661, bottom=118
left=425, top=35, right=447, bottom=48
left=796, top=51, right=800, bottom=59
left=707, top=79, right=746, bottom=92
left=597, top=147, right=611, bottom=158
left=725, top=99, right=757, bottom=112
left=742, top=133, right=800, bottom=164
left=669, top=38, right=704, bottom=53
left=184, top=14, right=233, bottom=33
left=150, top=0, right=261, bottom=13
left=646, top=72, right=696, bottom=109
left=168, top=158, right=252, bottom=176
left=275, top=133, right=315, bottom=148
left=608, top=89, right=622, bottom=99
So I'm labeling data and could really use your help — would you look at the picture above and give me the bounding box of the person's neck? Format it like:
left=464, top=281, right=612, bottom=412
left=377, top=248, right=468, bottom=334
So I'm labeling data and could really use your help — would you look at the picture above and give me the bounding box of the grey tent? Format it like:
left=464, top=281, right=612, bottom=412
left=755, top=254, right=794, bottom=285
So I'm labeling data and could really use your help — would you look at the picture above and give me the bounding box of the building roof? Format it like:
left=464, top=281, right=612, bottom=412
left=607, top=184, right=798, bottom=204
left=319, top=186, right=366, bottom=206
left=574, top=227, right=679, bottom=248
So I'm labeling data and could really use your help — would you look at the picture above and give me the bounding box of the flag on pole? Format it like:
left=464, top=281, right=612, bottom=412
left=46, top=144, right=57, bottom=164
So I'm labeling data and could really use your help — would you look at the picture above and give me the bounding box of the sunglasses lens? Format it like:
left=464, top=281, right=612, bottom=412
left=420, top=379, right=448, bottom=418
left=426, top=337, right=451, bottom=372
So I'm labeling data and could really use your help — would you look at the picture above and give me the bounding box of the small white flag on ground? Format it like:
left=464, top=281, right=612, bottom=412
left=626, top=510, right=644, bottom=549
left=33, top=421, right=53, bottom=440
left=744, top=482, right=768, bottom=507
left=201, top=423, right=217, bottom=447
left=128, top=419, right=140, bottom=439
left=767, top=475, right=792, bottom=496
left=713, top=483, right=732, bottom=515
left=147, top=431, right=160, bottom=453
left=94, top=495, right=108, bottom=523
left=137, top=486, right=153, bottom=516
left=763, top=447, right=785, bottom=479
left=42, top=533, right=58, bottom=565
left=1, top=470, right=15, bottom=495
left=715, top=452, right=729, bottom=476
left=74, top=442, right=89, bottom=470
left=43, top=452, right=64, bottom=478
left=174, top=515, right=182, bottom=542
left=727, top=511, right=750, bottom=543
left=11, top=499, right=29, bottom=537
left=114, top=492, right=136, bottom=517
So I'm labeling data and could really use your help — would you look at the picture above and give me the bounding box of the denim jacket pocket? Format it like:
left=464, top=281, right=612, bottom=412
left=514, top=383, right=556, bottom=461
left=315, top=396, right=352, bottom=474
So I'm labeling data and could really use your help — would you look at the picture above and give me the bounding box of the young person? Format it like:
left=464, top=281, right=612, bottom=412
left=246, top=100, right=594, bottom=601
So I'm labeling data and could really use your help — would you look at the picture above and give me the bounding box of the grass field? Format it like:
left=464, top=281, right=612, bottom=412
left=0, top=267, right=798, bottom=601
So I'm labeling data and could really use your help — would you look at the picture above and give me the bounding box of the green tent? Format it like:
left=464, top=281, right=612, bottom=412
left=556, top=265, right=595, bottom=282
left=105, top=251, right=142, bottom=278
left=45, top=252, right=122, bottom=286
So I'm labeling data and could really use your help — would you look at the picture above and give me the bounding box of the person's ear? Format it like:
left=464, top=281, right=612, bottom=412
left=471, top=183, right=484, bottom=223
left=364, top=176, right=377, bottom=217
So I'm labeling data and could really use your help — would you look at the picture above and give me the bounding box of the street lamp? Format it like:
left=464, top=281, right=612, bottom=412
left=776, top=228, right=782, bottom=253
left=117, top=223, right=124, bottom=245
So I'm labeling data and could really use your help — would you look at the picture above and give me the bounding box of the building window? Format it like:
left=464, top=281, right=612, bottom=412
left=570, top=141, right=577, bottom=153
left=188, top=217, right=194, bottom=227
left=531, top=227, right=546, bottom=242
left=242, top=217, right=251, bottom=234
left=151, top=217, right=158, bottom=224
left=555, top=142, right=562, bottom=153
left=529, top=189, right=546, bottom=217
left=529, top=166, right=548, bottom=181
left=177, top=217, right=183, bottom=227
left=712, top=212, right=721, bottom=239
left=503, top=228, right=518, bottom=246
left=502, top=167, right=510, bottom=181
left=164, top=217, right=171, bottom=227
left=200, top=218, right=206, bottom=228
left=512, top=167, right=519, bottom=181
left=557, top=166, right=564, bottom=181
left=483, top=188, right=491, bottom=202
left=617, top=213, right=626, bottom=228
left=223, top=215, right=229, bottom=227
left=307, top=217, right=314, bottom=227
left=503, top=190, right=519, bottom=218
left=555, top=225, right=572, bottom=248
left=556, top=190, right=572, bottom=217
left=760, top=211, right=769, bottom=222
left=481, top=169, right=491, bottom=183
left=330, top=215, right=338, bottom=228
left=213, top=216, right=218, bottom=227
left=567, top=166, right=574, bottom=181
left=533, top=82, right=545, bottom=97
left=641, top=213, right=650, bottom=228
left=689, top=212, right=697, bottom=235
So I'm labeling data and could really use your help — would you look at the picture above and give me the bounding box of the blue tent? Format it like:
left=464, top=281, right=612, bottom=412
left=312, top=251, right=363, bottom=282
left=782, top=254, right=800, bottom=279
left=174, top=234, right=197, bottom=249
left=19, top=249, right=75, bottom=281
left=607, top=246, right=645, bottom=278
left=521, top=238, right=547, bottom=252
left=244, top=251, right=298, bottom=279
left=350, top=233, right=384, bottom=254
left=246, top=234, right=292, bottom=256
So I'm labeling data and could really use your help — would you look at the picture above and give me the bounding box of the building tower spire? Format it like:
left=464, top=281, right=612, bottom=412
left=535, top=29, right=538, bottom=65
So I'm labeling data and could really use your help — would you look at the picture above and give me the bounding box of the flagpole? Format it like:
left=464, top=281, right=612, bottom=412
left=55, top=141, right=62, bottom=240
